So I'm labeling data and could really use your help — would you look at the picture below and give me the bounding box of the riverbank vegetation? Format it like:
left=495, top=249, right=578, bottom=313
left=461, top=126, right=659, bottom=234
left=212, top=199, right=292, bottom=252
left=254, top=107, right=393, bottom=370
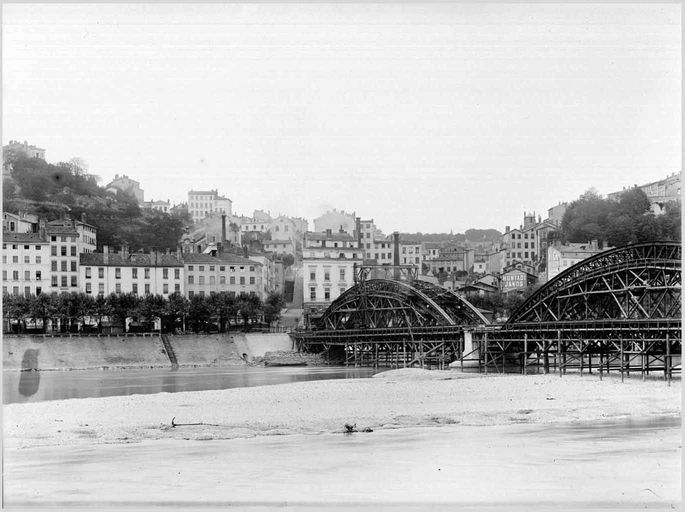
left=2, top=291, right=286, bottom=334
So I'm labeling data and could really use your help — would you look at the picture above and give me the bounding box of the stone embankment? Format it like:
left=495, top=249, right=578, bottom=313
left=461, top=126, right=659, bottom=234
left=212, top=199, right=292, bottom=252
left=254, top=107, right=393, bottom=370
left=3, top=332, right=295, bottom=371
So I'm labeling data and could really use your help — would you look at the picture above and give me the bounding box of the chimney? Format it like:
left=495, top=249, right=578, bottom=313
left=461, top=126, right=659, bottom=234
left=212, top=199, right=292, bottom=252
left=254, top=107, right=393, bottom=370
left=505, top=226, right=510, bottom=234
left=217, top=241, right=223, bottom=254
left=243, top=245, right=249, bottom=258
left=393, top=232, right=400, bottom=280
left=103, top=245, right=109, bottom=265
left=326, top=228, right=332, bottom=237
left=121, top=244, right=129, bottom=259
left=356, top=217, right=362, bottom=249
left=221, top=214, right=227, bottom=243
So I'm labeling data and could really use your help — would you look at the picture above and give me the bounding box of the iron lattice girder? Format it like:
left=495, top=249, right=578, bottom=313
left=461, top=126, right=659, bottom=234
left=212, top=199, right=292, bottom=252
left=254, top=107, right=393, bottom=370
left=317, top=278, right=488, bottom=331
left=508, top=242, right=682, bottom=323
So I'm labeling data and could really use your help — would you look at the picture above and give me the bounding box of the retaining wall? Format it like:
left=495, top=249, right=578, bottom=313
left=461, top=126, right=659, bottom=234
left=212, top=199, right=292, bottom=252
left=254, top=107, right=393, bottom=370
left=4, top=334, right=171, bottom=371
left=4, top=332, right=296, bottom=371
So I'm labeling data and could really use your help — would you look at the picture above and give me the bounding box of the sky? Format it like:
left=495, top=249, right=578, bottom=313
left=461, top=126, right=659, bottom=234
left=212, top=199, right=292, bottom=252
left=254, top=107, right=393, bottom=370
left=2, top=3, right=681, bottom=234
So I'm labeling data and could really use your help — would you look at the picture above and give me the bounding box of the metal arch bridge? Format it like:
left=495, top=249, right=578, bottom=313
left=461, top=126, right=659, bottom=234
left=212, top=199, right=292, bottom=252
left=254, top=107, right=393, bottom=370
left=475, top=242, right=681, bottom=379
left=294, top=244, right=681, bottom=379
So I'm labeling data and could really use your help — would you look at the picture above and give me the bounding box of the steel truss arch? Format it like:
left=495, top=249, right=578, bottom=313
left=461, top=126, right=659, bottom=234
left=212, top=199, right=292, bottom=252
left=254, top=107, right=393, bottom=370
left=506, top=242, right=682, bottom=325
left=317, top=278, right=488, bottom=331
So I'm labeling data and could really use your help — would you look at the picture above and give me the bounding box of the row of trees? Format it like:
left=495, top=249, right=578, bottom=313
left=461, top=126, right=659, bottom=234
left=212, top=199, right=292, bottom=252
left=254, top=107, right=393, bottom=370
left=560, top=188, right=681, bottom=247
left=3, top=291, right=285, bottom=334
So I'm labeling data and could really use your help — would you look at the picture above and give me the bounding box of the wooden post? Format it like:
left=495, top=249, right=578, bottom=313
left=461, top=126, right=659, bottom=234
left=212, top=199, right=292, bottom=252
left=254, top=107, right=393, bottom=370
left=460, top=333, right=464, bottom=373
left=523, top=334, right=528, bottom=376
left=484, top=332, right=488, bottom=375
left=543, top=340, right=549, bottom=374
left=620, top=337, right=624, bottom=383
left=666, top=332, right=671, bottom=387
left=557, top=330, right=562, bottom=378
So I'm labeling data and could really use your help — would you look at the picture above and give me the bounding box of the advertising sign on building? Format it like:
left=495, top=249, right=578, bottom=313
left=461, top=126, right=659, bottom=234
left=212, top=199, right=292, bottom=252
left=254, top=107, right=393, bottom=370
left=501, top=269, right=530, bottom=291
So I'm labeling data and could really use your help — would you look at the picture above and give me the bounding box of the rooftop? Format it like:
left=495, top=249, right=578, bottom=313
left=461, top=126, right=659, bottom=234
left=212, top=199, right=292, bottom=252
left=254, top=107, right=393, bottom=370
left=306, top=232, right=355, bottom=242
left=3, top=231, right=48, bottom=243
left=80, top=252, right=184, bottom=267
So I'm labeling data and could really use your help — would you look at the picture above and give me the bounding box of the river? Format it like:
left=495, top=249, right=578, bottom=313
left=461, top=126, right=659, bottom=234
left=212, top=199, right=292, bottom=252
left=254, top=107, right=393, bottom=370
left=4, top=416, right=680, bottom=508
left=3, top=366, right=380, bottom=404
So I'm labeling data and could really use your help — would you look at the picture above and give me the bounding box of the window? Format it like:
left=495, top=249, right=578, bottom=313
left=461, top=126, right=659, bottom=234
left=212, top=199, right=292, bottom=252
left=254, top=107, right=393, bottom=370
left=98, top=283, right=105, bottom=296
left=132, top=268, right=138, bottom=279
left=340, top=287, right=346, bottom=295
left=524, top=242, right=528, bottom=249
left=132, top=283, right=138, bottom=294
left=24, top=255, right=30, bottom=264
left=52, top=276, right=58, bottom=287
left=199, top=266, right=205, bottom=272
left=175, top=269, right=180, bottom=279
left=35, top=245, right=41, bottom=251
left=163, top=284, right=169, bottom=294
left=249, top=266, right=255, bottom=272
left=145, top=284, right=150, bottom=295
left=12, top=286, right=19, bottom=296
left=52, top=261, right=58, bottom=271
left=71, top=246, right=77, bottom=256
left=230, top=267, right=236, bottom=273
left=249, top=276, right=255, bottom=285
left=174, top=284, right=180, bottom=293
left=163, top=268, right=169, bottom=279
left=310, top=271, right=316, bottom=281
left=188, top=275, right=194, bottom=284
left=1, top=256, right=5, bottom=264
left=219, top=266, right=225, bottom=272
left=115, top=283, right=121, bottom=294
left=145, top=268, right=150, bottom=279
left=71, top=276, right=77, bottom=287
left=310, top=287, right=316, bottom=300
left=61, top=236, right=67, bottom=242
left=1, top=270, right=5, bottom=281
left=24, top=270, right=30, bottom=281
left=199, top=276, right=205, bottom=285
left=209, top=266, right=214, bottom=272
left=209, top=276, right=216, bottom=285
left=86, top=283, right=92, bottom=294
left=71, top=261, right=77, bottom=272
left=220, top=276, right=226, bottom=284
left=60, top=261, right=66, bottom=272
left=339, top=269, right=345, bottom=280
left=25, top=286, right=31, bottom=298
left=324, top=288, right=330, bottom=300
left=188, top=265, right=194, bottom=271
left=12, top=271, right=19, bottom=281
left=324, top=271, right=330, bottom=281
left=51, top=246, right=57, bottom=256
left=114, top=268, right=121, bottom=279
left=12, top=244, right=17, bottom=250
left=61, top=246, right=67, bottom=256
left=238, top=276, right=244, bottom=285
left=85, top=267, right=92, bottom=278
left=98, top=267, right=104, bottom=279
left=61, top=276, right=68, bottom=288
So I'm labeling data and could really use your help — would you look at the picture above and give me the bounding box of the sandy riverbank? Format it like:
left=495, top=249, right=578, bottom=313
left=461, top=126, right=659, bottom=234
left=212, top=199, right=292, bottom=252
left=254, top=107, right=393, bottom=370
left=4, top=369, right=680, bottom=450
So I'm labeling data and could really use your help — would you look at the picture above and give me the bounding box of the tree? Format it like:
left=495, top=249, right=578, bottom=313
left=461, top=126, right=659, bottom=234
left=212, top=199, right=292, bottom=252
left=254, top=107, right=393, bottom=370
left=281, top=253, right=295, bottom=269
left=163, top=293, right=189, bottom=333
left=138, top=294, right=167, bottom=331
left=263, top=292, right=285, bottom=325
left=27, top=293, right=58, bottom=333
left=3, top=294, right=31, bottom=333
left=188, top=295, right=212, bottom=333
left=92, top=294, right=113, bottom=333
left=209, top=292, right=238, bottom=333
left=106, top=293, right=140, bottom=332
left=237, top=293, right=263, bottom=331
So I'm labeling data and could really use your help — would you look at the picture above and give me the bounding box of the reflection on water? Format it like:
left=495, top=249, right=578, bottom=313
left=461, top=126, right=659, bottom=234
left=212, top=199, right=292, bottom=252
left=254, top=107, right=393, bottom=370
left=3, top=366, right=380, bottom=404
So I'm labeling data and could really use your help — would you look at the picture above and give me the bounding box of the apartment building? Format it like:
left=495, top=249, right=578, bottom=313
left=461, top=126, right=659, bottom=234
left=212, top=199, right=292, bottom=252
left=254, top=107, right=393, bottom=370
left=303, top=230, right=362, bottom=309
left=188, top=189, right=232, bottom=222
left=2, top=232, right=51, bottom=297
left=183, top=252, right=263, bottom=298
left=79, top=248, right=184, bottom=297
left=547, top=240, right=613, bottom=281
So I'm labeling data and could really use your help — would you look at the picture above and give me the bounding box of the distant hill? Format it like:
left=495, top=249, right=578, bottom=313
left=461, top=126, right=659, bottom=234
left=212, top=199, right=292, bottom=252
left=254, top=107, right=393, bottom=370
left=3, top=153, right=190, bottom=250
left=397, top=228, right=501, bottom=244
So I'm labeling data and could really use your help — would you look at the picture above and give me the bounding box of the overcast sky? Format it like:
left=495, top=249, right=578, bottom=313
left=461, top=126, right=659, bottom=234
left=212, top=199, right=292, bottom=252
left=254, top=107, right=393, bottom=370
left=2, top=3, right=681, bottom=234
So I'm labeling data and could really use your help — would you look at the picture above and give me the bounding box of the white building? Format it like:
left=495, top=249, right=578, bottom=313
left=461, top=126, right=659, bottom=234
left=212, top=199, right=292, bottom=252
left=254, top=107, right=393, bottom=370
left=547, top=241, right=612, bottom=281
left=187, top=189, right=232, bottom=222
left=183, top=252, right=263, bottom=299
left=2, top=232, right=51, bottom=297
left=313, top=209, right=356, bottom=235
left=106, top=174, right=144, bottom=203
left=399, top=240, right=422, bottom=267
left=303, top=230, right=363, bottom=309
left=3, top=140, right=46, bottom=160
left=79, top=249, right=185, bottom=297
left=142, top=200, right=171, bottom=213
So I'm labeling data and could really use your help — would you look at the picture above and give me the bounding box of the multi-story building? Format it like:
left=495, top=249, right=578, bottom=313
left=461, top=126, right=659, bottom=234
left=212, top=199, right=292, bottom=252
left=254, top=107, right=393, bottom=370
left=3, top=211, right=39, bottom=233
left=303, top=229, right=362, bottom=309
left=500, top=261, right=538, bottom=293
left=546, top=202, right=568, bottom=227
left=356, top=218, right=383, bottom=258
left=182, top=252, right=263, bottom=299
left=313, top=209, right=356, bottom=235
left=269, top=215, right=297, bottom=242
left=2, top=232, right=51, bottom=297
left=499, top=212, right=557, bottom=269
left=142, top=200, right=171, bottom=213
left=263, top=239, right=296, bottom=256
left=421, top=242, right=441, bottom=261
left=106, top=174, right=144, bottom=203
left=79, top=248, right=185, bottom=297
left=240, top=216, right=270, bottom=234
left=608, top=172, right=681, bottom=215
left=45, top=219, right=88, bottom=293
left=399, top=240, right=422, bottom=267
left=368, top=238, right=394, bottom=264
left=547, top=240, right=612, bottom=281
left=187, top=189, right=232, bottom=222
left=3, top=140, right=46, bottom=160
left=425, top=247, right=475, bottom=275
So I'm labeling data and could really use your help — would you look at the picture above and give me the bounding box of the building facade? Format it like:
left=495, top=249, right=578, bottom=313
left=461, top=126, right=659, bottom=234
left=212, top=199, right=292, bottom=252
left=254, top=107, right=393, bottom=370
left=187, top=189, right=232, bottom=222
left=182, top=253, right=263, bottom=298
left=106, top=174, right=144, bottom=203
left=3, top=140, right=46, bottom=160
left=303, top=230, right=362, bottom=310
left=79, top=249, right=184, bottom=297
left=546, top=240, right=612, bottom=281
left=2, top=232, right=51, bottom=297
left=313, top=209, right=356, bottom=236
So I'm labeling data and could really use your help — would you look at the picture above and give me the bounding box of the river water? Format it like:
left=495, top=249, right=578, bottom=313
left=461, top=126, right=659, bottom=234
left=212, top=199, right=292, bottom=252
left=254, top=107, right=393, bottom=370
left=3, top=366, right=379, bottom=404
left=4, top=417, right=680, bottom=508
